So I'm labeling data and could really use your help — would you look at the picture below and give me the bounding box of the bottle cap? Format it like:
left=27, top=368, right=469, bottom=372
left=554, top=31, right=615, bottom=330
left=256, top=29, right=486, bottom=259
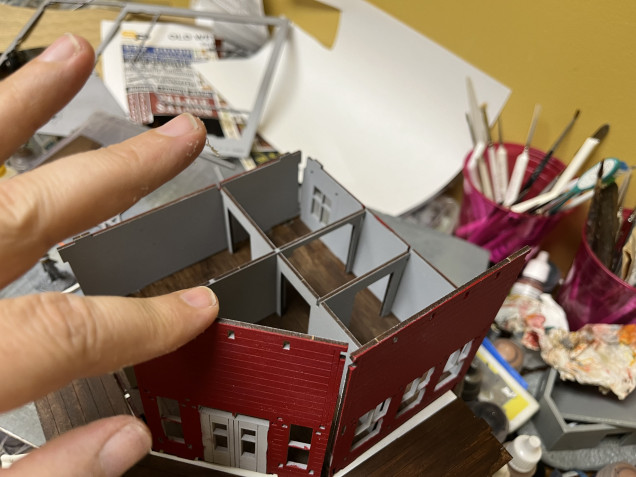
left=505, top=435, right=542, bottom=473
left=521, top=251, right=550, bottom=285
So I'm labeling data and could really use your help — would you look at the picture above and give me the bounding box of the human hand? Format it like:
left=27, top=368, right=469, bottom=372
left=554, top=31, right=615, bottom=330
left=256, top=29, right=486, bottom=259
left=0, top=34, right=218, bottom=475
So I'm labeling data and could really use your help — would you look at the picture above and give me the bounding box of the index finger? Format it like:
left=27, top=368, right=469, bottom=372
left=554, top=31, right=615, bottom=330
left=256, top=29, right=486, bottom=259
left=0, top=33, right=95, bottom=160
left=0, top=113, right=207, bottom=287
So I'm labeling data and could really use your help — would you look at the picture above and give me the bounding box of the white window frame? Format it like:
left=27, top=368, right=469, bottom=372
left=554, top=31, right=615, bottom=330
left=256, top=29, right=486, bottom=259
left=397, top=367, right=435, bottom=417
left=351, top=397, right=391, bottom=450
left=435, top=340, right=474, bottom=390
left=311, top=187, right=331, bottom=225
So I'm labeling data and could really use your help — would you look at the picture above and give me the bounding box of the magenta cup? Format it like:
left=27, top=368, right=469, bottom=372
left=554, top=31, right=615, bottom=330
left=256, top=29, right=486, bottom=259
left=455, top=143, right=566, bottom=263
left=557, top=223, right=636, bottom=330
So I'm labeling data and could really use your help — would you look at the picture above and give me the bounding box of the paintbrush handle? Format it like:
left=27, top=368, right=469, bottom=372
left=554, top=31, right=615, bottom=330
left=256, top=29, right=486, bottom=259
left=551, top=137, right=600, bottom=194
left=466, top=141, right=486, bottom=192
left=496, top=144, right=509, bottom=190
left=511, top=189, right=560, bottom=214
left=488, top=145, right=505, bottom=203
left=503, top=149, right=529, bottom=206
left=478, top=155, right=494, bottom=200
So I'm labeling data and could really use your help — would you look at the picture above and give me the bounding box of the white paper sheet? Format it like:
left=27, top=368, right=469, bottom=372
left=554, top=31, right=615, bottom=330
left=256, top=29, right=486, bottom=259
left=193, top=0, right=510, bottom=215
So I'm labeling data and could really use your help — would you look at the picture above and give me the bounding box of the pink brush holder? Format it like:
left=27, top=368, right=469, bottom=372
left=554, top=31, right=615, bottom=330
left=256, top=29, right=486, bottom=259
left=557, top=222, right=636, bottom=330
left=455, top=143, right=566, bottom=263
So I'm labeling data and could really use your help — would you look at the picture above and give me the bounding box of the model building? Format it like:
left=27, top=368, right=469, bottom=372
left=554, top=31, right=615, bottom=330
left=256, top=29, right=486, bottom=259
left=59, top=151, right=525, bottom=475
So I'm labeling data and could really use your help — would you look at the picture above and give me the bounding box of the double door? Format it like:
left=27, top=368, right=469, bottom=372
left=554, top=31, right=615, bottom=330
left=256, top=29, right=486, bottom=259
left=200, top=407, right=269, bottom=473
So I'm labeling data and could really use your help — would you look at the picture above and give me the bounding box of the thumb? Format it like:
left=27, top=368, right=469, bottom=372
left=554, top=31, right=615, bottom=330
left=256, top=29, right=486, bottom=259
left=6, top=416, right=151, bottom=477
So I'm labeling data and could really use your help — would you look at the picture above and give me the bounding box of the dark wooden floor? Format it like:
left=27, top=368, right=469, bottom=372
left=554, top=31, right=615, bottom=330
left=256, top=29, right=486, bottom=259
left=258, top=279, right=311, bottom=334
left=35, top=373, right=132, bottom=441
left=263, top=218, right=399, bottom=343
left=349, top=288, right=400, bottom=345
left=133, top=246, right=252, bottom=298
left=134, top=216, right=399, bottom=344
left=275, top=218, right=355, bottom=296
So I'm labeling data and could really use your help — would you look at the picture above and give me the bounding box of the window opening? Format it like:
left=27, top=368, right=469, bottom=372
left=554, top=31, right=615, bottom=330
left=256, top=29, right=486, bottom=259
left=397, top=367, right=435, bottom=416
left=311, top=187, right=331, bottom=226
left=241, top=428, right=256, bottom=456
left=435, top=340, right=473, bottom=390
left=157, top=396, right=185, bottom=443
left=212, top=422, right=228, bottom=452
left=287, top=424, right=312, bottom=469
left=351, top=397, right=391, bottom=450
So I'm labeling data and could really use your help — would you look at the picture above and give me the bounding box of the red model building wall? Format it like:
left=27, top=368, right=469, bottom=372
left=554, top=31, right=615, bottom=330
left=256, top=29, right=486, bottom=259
left=329, top=252, right=527, bottom=473
left=134, top=320, right=347, bottom=476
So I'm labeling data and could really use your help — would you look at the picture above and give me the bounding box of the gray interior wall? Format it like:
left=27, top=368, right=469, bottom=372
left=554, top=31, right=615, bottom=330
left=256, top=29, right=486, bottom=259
left=300, top=158, right=363, bottom=232
left=221, top=190, right=274, bottom=259
left=280, top=211, right=364, bottom=278
left=391, top=250, right=456, bottom=321
left=222, top=152, right=301, bottom=232
left=208, top=255, right=278, bottom=324
left=277, top=256, right=319, bottom=309
left=321, top=254, right=409, bottom=328
left=60, top=187, right=227, bottom=296
left=300, top=159, right=364, bottom=265
left=350, top=211, right=409, bottom=290
left=315, top=224, right=352, bottom=266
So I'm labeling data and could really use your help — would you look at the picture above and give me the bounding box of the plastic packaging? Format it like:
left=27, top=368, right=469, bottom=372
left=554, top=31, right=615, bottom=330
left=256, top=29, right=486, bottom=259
left=504, top=434, right=542, bottom=477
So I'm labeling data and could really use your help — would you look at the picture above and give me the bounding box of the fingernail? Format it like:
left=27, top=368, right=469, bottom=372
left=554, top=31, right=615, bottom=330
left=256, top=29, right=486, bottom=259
left=180, top=286, right=217, bottom=308
left=156, top=114, right=200, bottom=137
left=39, top=33, right=81, bottom=63
left=99, top=420, right=151, bottom=477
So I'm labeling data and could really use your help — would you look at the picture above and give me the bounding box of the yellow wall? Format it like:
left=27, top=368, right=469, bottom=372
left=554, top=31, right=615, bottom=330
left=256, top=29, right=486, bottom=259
left=264, top=0, right=636, bottom=271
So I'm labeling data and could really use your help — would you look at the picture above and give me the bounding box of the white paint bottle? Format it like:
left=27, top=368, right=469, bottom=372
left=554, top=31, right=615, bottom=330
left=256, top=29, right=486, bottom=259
left=504, top=435, right=542, bottom=477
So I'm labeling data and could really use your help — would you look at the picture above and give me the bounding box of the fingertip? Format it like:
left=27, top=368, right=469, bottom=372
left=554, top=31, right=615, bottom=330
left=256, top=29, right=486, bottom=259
left=177, top=286, right=219, bottom=334
left=156, top=113, right=203, bottom=137
left=98, top=418, right=151, bottom=477
left=37, top=33, right=94, bottom=65
left=180, top=286, right=218, bottom=309
left=7, top=416, right=151, bottom=477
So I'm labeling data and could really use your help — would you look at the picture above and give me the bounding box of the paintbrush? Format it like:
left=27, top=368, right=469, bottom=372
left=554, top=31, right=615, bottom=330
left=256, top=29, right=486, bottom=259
left=496, top=117, right=509, bottom=193
left=482, top=106, right=505, bottom=203
left=516, top=109, right=580, bottom=201
left=512, top=124, right=609, bottom=214
left=551, top=124, right=609, bottom=194
left=503, top=104, right=541, bottom=206
left=543, top=158, right=626, bottom=215
left=465, top=78, right=487, bottom=193
left=586, top=159, right=605, bottom=247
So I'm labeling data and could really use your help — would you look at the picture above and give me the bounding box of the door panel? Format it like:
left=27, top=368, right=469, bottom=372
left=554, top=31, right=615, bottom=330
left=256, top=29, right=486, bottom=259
left=200, top=408, right=269, bottom=473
